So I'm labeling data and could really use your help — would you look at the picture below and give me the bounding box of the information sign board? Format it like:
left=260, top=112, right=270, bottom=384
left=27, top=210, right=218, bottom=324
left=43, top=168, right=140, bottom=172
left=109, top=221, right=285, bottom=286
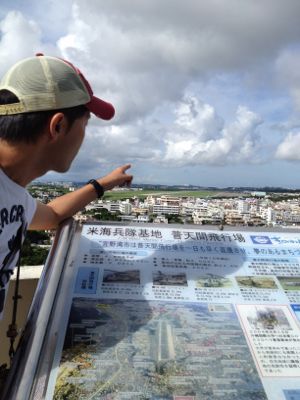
left=6, top=222, right=300, bottom=400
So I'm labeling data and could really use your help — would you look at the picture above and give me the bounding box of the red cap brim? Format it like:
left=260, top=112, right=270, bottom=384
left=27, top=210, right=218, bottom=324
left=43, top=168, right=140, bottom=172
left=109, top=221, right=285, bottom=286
left=86, top=96, right=115, bottom=120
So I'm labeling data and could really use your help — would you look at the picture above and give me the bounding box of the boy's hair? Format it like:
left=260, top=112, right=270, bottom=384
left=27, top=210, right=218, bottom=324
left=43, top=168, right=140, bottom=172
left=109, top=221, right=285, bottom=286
left=0, top=89, right=88, bottom=144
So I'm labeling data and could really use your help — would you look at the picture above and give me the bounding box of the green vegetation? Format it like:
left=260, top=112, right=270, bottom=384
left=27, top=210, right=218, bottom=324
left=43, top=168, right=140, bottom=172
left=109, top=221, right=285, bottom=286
left=26, top=230, right=51, bottom=244
left=103, top=189, right=217, bottom=201
left=28, top=185, right=69, bottom=197
left=268, top=194, right=300, bottom=202
left=21, top=243, right=49, bottom=266
left=21, top=230, right=51, bottom=266
left=164, top=214, right=183, bottom=224
left=83, top=208, right=122, bottom=221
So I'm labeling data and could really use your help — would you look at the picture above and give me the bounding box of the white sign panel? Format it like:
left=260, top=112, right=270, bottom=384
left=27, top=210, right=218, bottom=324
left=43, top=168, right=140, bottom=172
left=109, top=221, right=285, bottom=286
left=46, top=224, right=300, bottom=400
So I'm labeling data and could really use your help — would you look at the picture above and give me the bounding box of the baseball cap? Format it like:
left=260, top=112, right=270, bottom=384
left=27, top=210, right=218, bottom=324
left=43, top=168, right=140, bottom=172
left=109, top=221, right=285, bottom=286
left=0, top=54, right=115, bottom=120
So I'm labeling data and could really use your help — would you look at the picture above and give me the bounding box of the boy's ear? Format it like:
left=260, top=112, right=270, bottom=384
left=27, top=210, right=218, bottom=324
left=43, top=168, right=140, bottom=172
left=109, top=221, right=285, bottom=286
left=48, top=113, right=67, bottom=140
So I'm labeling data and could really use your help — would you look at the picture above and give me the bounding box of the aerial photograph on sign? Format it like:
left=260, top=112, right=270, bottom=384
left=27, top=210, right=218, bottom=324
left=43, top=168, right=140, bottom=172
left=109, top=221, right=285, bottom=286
left=235, top=276, right=278, bottom=289
left=196, top=274, right=233, bottom=288
left=53, top=299, right=267, bottom=400
left=152, top=272, right=188, bottom=287
left=103, top=269, right=141, bottom=285
left=278, top=277, right=300, bottom=291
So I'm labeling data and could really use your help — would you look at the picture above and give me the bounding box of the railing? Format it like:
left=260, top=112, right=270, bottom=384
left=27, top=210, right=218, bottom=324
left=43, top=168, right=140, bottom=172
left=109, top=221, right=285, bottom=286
left=1, top=218, right=77, bottom=400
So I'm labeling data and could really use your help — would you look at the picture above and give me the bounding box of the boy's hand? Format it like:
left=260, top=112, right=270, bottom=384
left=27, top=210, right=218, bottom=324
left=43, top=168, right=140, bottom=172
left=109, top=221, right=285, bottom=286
left=98, top=164, right=133, bottom=191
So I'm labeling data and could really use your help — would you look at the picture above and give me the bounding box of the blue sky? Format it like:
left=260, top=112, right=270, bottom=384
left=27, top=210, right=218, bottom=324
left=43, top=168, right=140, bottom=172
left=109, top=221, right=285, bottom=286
left=1, top=0, right=300, bottom=187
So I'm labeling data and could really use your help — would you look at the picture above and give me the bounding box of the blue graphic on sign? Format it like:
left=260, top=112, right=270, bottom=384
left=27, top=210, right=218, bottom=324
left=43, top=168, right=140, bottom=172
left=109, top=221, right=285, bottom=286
left=291, top=304, right=300, bottom=323
left=250, top=235, right=272, bottom=245
left=283, top=389, right=300, bottom=400
left=75, top=267, right=99, bottom=294
left=270, top=236, right=300, bottom=245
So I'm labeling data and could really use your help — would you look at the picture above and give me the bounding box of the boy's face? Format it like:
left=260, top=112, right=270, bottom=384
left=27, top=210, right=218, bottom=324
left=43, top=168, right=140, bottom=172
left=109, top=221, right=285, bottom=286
left=50, top=111, right=91, bottom=173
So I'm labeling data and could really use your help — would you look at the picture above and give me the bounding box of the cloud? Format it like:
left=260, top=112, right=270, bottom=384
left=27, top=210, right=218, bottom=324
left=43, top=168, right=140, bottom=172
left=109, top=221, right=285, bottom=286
left=163, top=95, right=264, bottom=166
left=174, top=96, right=223, bottom=141
left=55, top=0, right=300, bottom=124
left=1, top=1, right=300, bottom=184
left=276, top=48, right=300, bottom=111
left=275, top=132, right=300, bottom=161
left=69, top=93, right=264, bottom=174
left=0, top=11, right=42, bottom=76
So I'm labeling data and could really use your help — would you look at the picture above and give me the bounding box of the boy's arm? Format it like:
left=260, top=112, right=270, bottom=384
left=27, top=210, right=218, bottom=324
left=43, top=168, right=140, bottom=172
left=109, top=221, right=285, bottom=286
left=29, top=164, right=133, bottom=230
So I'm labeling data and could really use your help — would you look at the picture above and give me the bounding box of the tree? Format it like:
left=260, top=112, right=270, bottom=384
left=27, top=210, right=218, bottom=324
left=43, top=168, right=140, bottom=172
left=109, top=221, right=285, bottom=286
left=20, top=230, right=50, bottom=265
left=93, top=209, right=121, bottom=221
left=21, top=244, right=49, bottom=265
left=26, top=230, right=51, bottom=244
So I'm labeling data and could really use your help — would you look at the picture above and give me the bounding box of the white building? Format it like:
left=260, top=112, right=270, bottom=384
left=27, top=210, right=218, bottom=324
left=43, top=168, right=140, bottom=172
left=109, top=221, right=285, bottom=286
left=180, top=201, right=196, bottom=216
left=136, top=215, right=150, bottom=223
left=282, top=211, right=300, bottom=225
left=119, top=201, right=132, bottom=215
left=193, top=209, right=224, bottom=225
left=153, top=204, right=180, bottom=215
left=107, top=202, right=121, bottom=213
left=157, top=195, right=181, bottom=206
left=153, top=215, right=168, bottom=224
left=238, top=200, right=250, bottom=214
left=85, top=203, right=105, bottom=212
left=266, top=207, right=276, bottom=224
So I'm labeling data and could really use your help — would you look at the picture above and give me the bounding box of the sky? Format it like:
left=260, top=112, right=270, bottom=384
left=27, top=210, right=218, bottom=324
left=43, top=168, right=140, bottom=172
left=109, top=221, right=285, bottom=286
left=1, top=1, right=300, bottom=187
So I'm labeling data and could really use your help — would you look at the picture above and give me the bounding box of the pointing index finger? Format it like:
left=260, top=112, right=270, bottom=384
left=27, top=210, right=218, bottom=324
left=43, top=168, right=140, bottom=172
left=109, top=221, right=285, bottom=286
left=122, top=164, right=131, bottom=172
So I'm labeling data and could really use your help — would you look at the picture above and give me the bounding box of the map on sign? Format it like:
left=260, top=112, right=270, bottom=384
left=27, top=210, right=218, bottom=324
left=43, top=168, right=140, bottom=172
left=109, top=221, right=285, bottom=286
left=54, top=300, right=267, bottom=400
left=45, top=224, right=300, bottom=400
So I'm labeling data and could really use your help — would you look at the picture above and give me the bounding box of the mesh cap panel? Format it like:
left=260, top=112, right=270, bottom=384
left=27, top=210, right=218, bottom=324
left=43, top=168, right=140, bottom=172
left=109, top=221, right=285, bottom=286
left=8, top=59, right=48, bottom=94
left=0, top=55, right=115, bottom=119
left=0, top=56, right=90, bottom=113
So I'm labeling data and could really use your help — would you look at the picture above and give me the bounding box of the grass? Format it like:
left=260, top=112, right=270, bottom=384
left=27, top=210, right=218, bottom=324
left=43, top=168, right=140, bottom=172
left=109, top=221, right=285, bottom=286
left=102, top=189, right=217, bottom=201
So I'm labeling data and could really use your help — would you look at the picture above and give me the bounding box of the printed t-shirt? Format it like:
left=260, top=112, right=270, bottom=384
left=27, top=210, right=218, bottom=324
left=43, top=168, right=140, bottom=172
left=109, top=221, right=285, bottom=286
left=0, top=169, right=37, bottom=320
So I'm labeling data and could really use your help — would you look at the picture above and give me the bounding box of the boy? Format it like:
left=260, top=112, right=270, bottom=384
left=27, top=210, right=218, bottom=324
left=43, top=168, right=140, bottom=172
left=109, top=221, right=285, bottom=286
left=0, top=54, right=133, bottom=320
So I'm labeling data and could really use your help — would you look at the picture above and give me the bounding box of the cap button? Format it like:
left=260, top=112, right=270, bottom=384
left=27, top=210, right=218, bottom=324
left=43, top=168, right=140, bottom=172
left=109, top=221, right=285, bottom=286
left=35, top=53, right=44, bottom=57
